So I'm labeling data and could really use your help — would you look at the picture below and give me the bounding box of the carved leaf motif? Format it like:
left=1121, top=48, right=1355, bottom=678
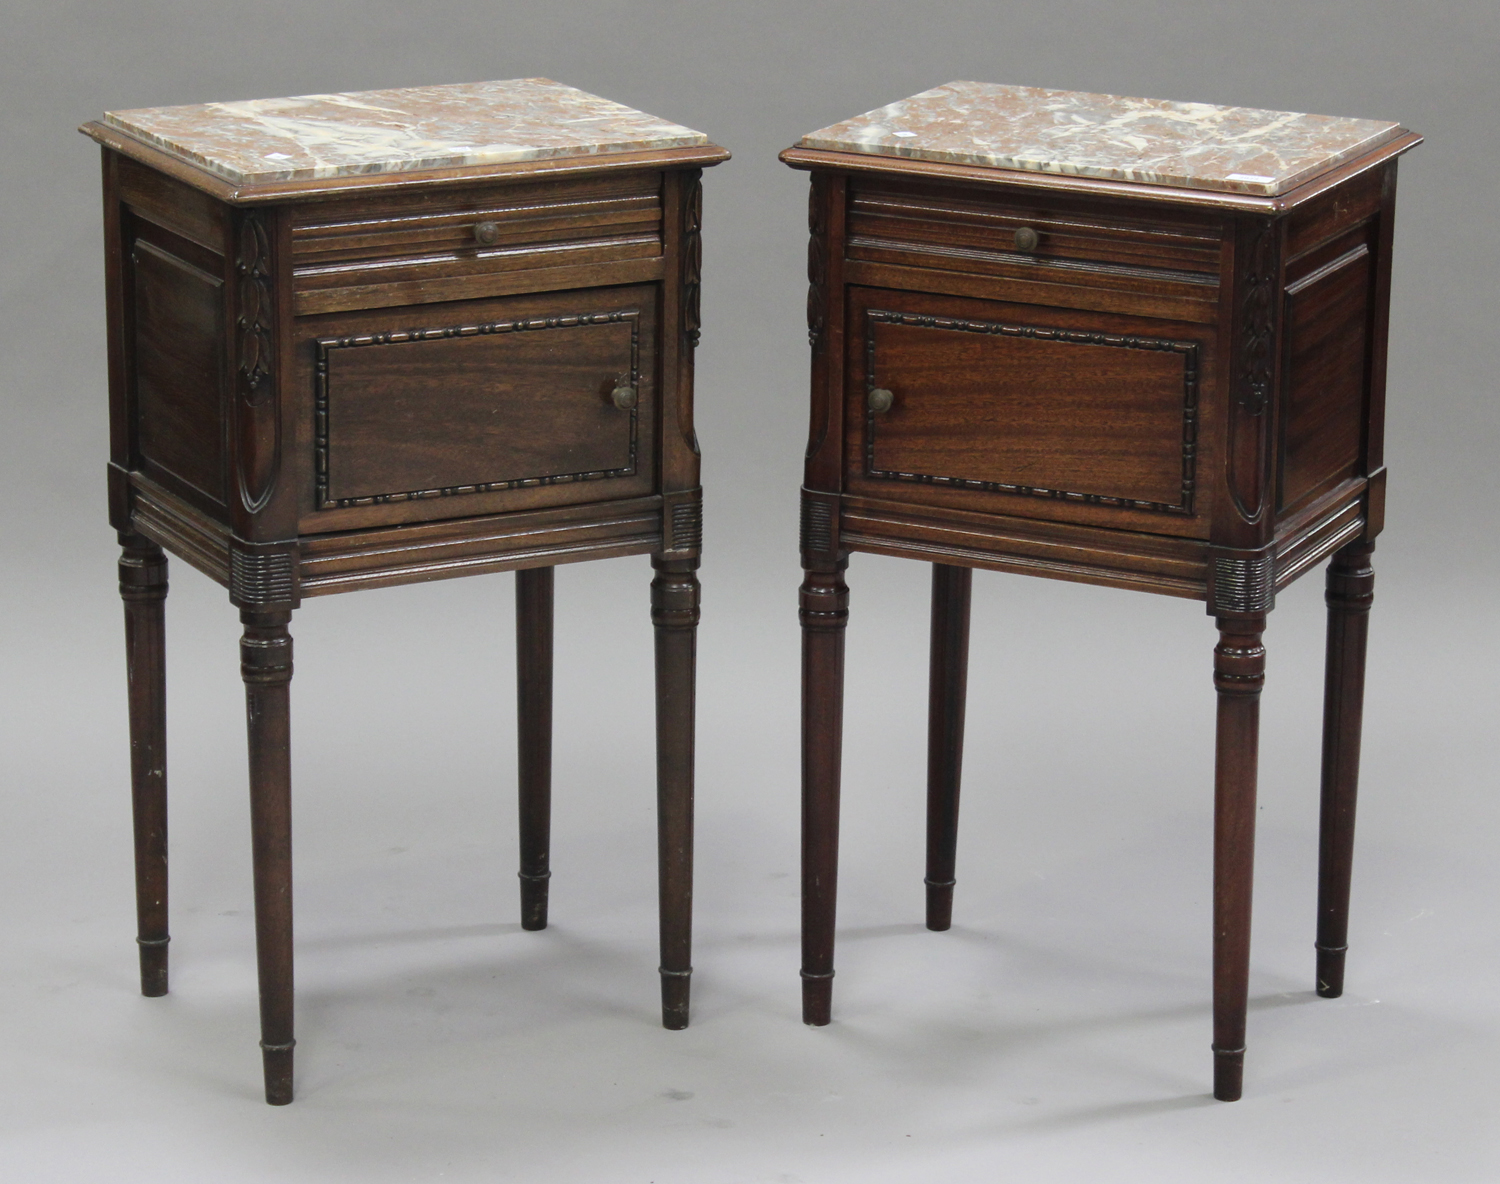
left=806, top=179, right=827, bottom=352
left=1237, top=222, right=1276, bottom=416
left=681, top=171, right=702, bottom=351
left=237, top=213, right=275, bottom=405
left=235, top=211, right=278, bottom=514
left=1227, top=217, right=1279, bottom=525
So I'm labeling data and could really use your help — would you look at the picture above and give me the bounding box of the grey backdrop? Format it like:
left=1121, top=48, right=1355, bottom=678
left=2, top=2, right=1497, bottom=1181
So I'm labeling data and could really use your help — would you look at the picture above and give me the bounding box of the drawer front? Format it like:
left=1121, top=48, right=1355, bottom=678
left=846, top=177, right=1224, bottom=323
left=290, top=172, right=664, bottom=314
left=296, top=284, right=656, bottom=532
left=845, top=286, right=1214, bottom=537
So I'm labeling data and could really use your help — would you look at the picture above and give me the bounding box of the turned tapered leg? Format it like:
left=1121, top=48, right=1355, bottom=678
left=241, top=609, right=295, bottom=1105
left=651, top=557, right=699, bottom=1029
left=119, top=534, right=169, bottom=997
left=516, top=566, right=554, bottom=932
left=1317, top=541, right=1375, bottom=998
left=800, top=564, right=849, bottom=1025
left=925, top=563, right=972, bottom=932
left=1211, top=614, right=1266, bottom=1102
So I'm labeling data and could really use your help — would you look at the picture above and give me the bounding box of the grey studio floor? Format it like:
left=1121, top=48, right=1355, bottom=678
left=4, top=2, right=1499, bottom=1182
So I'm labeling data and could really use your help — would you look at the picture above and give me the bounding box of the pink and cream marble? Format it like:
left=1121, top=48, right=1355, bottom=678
left=100, top=78, right=710, bottom=185
left=798, top=82, right=1402, bottom=196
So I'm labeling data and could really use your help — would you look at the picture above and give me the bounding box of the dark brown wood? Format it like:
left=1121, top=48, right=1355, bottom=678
left=925, top=563, right=971, bottom=931
left=800, top=564, right=848, bottom=1025
left=1278, top=234, right=1373, bottom=515
left=240, top=609, right=294, bottom=1106
left=651, top=557, right=699, bottom=1029
left=93, top=101, right=725, bottom=1103
left=132, top=235, right=227, bottom=505
left=515, top=566, right=554, bottom=931
left=788, top=123, right=1414, bottom=1100
left=120, top=533, right=169, bottom=996
left=1317, top=541, right=1375, bottom=997
left=1211, top=614, right=1266, bottom=1103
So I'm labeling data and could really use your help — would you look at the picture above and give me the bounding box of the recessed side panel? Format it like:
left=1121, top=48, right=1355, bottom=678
left=845, top=286, right=1211, bottom=536
left=1278, top=235, right=1372, bottom=515
left=132, top=236, right=226, bottom=505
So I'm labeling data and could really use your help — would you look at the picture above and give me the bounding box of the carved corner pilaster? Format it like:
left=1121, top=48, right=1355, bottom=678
left=680, top=169, right=703, bottom=353
left=806, top=175, right=828, bottom=355
left=228, top=538, right=299, bottom=611
left=1226, top=216, right=1284, bottom=529
left=659, top=488, right=703, bottom=559
left=1207, top=547, right=1276, bottom=617
left=234, top=210, right=280, bottom=517
left=800, top=488, right=842, bottom=570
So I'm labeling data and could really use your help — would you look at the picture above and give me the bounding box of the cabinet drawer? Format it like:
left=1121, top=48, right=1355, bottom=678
left=846, top=177, right=1223, bottom=322
left=844, top=286, right=1215, bottom=537
left=291, top=172, right=664, bottom=314
left=296, top=284, right=656, bottom=532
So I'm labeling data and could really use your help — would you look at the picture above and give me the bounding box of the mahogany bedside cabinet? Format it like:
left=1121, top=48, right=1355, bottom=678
left=81, top=79, right=727, bottom=1104
left=782, top=82, right=1419, bottom=1101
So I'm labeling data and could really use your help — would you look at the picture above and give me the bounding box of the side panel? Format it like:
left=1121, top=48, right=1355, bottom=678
left=1278, top=234, right=1373, bottom=514
left=132, top=238, right=227, bottom=504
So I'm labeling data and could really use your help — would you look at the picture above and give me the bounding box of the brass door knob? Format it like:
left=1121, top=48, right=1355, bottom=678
left=474, top=221, right=501, bottom=245
left=868, top=387, right=895, bottom=413
left=611, top=382, right=638, bottom=410
left=1014, top=226, right=1040, bottom=252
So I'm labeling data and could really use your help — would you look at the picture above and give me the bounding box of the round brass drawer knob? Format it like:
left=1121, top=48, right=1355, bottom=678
left=868, top=387, right=895, bottom=414
left=611, top=382, right=638, bottom=410
left=474, top=221, right=501, bottom=245
left=1014, top=226, right=1040, bottom=252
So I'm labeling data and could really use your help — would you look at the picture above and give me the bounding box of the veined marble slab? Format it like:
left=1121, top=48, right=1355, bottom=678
left=799, top=82, right=1402, bottom=196
left=100, top=79, right=710, bottom=185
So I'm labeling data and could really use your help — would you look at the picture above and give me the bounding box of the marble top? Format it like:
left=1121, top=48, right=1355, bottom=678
left=798, top=82, right=1402, bottom=196
left=98, top=79, right=711, bottom=185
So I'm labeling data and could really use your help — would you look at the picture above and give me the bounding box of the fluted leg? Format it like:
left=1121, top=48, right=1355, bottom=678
left=1317, top=541, right=1375, bottom=998
left=651, top=556, right=699, bottom=1029
left=800, top=563, right=848, bottom=1025
left=925, top=563, right=972, bottom=931
left=241, top=610, right=294, bottom=1105
left=1211, top=614, right=1266, bottom=1102
left=516, top=566, right=554, bottom=931
left=120, top=534, right=169, bottom=997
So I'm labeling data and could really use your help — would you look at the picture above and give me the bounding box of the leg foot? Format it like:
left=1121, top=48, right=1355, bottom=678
left=261, top=1040, right=295, bottom=1106
left=516, top=567, right=554, bottom=932
left=652, top=557, right=699, bottom=1030
left=925, top=563, right=971, bottom=932
left=660, top=967, right=692, bottom=1031
left=801, top=565, right=848, bottom=1025
left=1317, top=541, right=1374, bottom=999
left=1213, top=1045, right=1246, bottom=1102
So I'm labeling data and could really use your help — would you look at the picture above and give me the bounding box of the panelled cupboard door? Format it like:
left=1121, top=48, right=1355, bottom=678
left=843, top=285, right=1218, bottom=538
left=294, top=283, right=658, bottom=533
